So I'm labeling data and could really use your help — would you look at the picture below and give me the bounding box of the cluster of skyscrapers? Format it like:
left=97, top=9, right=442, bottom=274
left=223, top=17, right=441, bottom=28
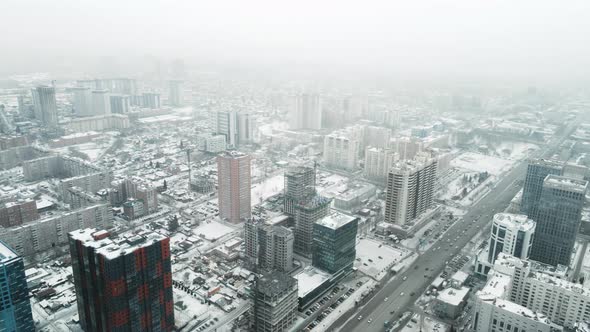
left=245, top=165, right=359, bottom=331
left=472, top=158, right=590, bottom=331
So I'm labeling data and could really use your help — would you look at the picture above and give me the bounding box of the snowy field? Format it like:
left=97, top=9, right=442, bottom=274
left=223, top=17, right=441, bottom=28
left=451, top=152, right=512, bottom=175
left=173, top=289, right=210, bottom=328
left=251, top=174, right=284, bottom=206
left=438, top=171, right=481, bottom=201
left=193, top=221, right=235, bottom=241
left=355, top=238, right=410, bottom=279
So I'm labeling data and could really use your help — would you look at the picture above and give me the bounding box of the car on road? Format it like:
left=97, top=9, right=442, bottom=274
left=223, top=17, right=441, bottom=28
left=357, top=315, right=363, bottom=321
left=410, top=292, right=415, bottom=296
left=384, top=297, right=388, bottom=302
left=402, top=276, right=407, bottom=281
left=367, top=318, right=373, bottom=324
left=400, top=292, right=405, bottom=296
left=390, top=310, right=395, bottom=315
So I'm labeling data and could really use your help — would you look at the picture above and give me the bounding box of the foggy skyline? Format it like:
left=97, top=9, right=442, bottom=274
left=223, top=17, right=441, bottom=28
left=2, top=0, right=590, bottom=81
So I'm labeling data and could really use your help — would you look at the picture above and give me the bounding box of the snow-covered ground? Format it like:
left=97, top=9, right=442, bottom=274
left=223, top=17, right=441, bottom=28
left=173, top=289, right=211, bottom=328
left=355, top=238, right=412, bottom=280
left=251, top=174, right=284, bottom=206
left=194, top=221, right=235, bottom=241
left=451, top=152, right=512, bottom=176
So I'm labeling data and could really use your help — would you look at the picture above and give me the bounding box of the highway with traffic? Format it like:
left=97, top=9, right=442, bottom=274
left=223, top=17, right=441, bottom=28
left=334, top=123, right=574, bottom=332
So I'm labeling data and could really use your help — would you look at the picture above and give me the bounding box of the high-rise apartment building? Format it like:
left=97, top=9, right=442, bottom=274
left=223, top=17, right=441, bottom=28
left=283, top=166, right=316, bottom=216
left=530, top=175, right=588, bottom=266
left=69, top=228, right=174, bottom=331
left=168, top=80, right=184, bottom=106
left=0, top=199, right=39, bottom=227
left=0, top=242, right=34, bottom=331
left=142, top=92, right=161, bottom=109
left=474, top=253, right=590, bottom=330
left=364, top=147, right=399, bottom=181
left=32, top=85, right=58, bottom=127
left=521, top=159, right=564, bottom=217
left=323, top=133, right=360, bottom=171
left=312, top=211, right=358, bottom=275
left=290, top=93, right=322, bottom=130
left=253, top=272, right=298, bottom=332
left=244, top=219, right=294, bottom=272
left=217, top=151, right=251, bottom=224
left=237, top=112, right=255, bottom=145
left=384, top=152, right=437, bottom=225
left=293, top=195, right=331, bottom=258
left=71, top=86, right=93, bottom=117
left=92, top=89, right=111, bottom=115
left=475, top=213, right=536, bottom=276
left=109, top=94, right=130, bottom=114
left=210, top=110, right=254, bottom=147
left=389, top=137, right=423, bottom=160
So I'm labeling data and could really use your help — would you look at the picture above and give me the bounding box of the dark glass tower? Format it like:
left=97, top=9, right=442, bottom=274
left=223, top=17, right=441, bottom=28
left=0, top=241, right=34, bottom=331
left=529, top=175, right=588, bottom=266
left=521, top=159, right=563, bottom=217
left=312, top=211, right=358, bottom=275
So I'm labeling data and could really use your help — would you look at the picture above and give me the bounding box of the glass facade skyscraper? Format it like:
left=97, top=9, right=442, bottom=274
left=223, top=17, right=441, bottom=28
left=520, top=159, right=563, bottom=217
left=0, top=241, right=34, bottom=332
left=529, top=175, right=588, bottom=266
left=312, top=211, right=358, bottom=275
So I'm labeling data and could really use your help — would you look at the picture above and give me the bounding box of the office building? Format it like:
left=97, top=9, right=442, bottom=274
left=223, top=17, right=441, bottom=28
left=290, top=93, right=322, bottom=130
left=168, top=80, right=184, bottom=106
left=283, top=166, right=316, bottom=216
left=294, top=195, right=331, bottom=258
left=109, top=94, right=130, bottom=114
left=475, top=213, right=536, bottom=276
left=69, top=228, right=174, bottom=331
left=384, top=152, right=437, bottom=225
left=217, top=151, right=251, bottom=223
left=530, top=175, right=588, bottom=266
left=0, top=242, right=34, bottom=331
left=244, top=219, right=294, bottom=272
left=71, top=86, right=93, bottom=117
left=253, top=272, right=298, bottom=332
left=91, top=89, right=111, bottom=115
left=521, top=159, right=564, bottom=217
left=312, top=211, right=358, bottom=275
left=323, top=133, right=360, bottom=171
left=31, top=85, right=58, bottom=127
left=364, top=147, right=399, bottom=181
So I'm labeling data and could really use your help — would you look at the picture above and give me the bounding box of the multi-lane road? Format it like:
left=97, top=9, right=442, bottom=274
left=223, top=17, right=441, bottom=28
left=336, top=128, right=572, bottom=332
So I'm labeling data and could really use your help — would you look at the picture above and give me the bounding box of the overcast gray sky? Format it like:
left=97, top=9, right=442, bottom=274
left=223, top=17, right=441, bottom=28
left=2, top=0, right=590, bottom=80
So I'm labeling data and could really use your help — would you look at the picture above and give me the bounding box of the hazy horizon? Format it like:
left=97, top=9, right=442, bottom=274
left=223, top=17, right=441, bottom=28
left=2, top=0, right=590, bottom=83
